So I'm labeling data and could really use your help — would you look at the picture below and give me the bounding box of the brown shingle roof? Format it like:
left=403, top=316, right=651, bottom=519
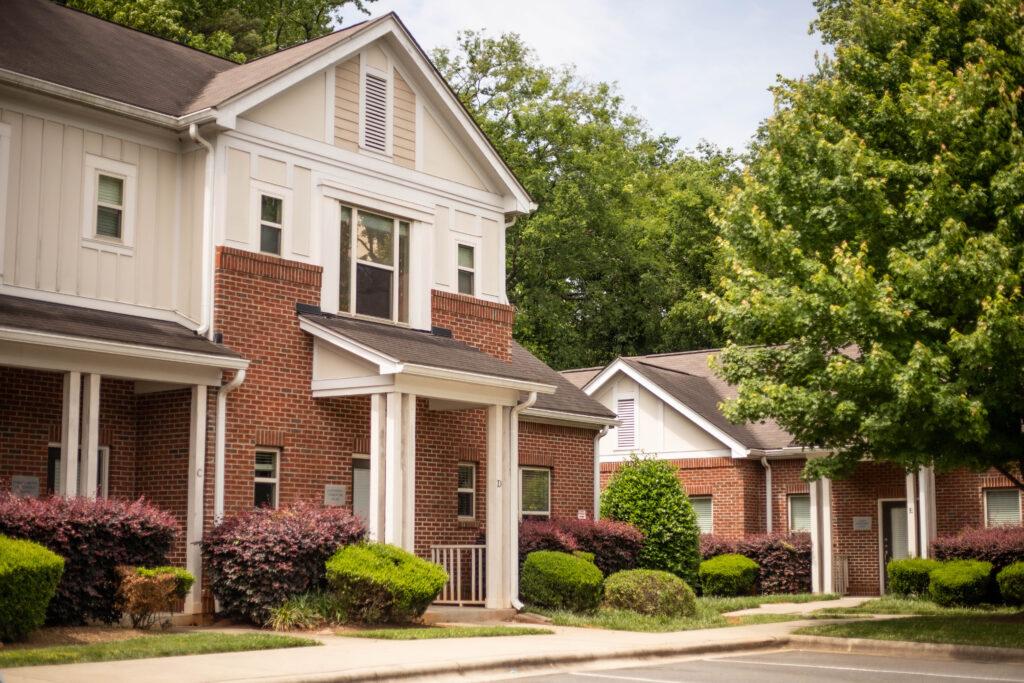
left=0, top=294, right=242, bottom=359
left=511, top=344, right=614, bottom=419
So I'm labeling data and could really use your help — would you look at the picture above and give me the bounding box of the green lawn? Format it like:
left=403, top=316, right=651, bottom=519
left=813, top=596, right=1020, bottom=618
left=0, top=632, right=318, bottom=669
left=797, top=615, right=1024, bottom=649
left=337, top=625, right=552, bottom=640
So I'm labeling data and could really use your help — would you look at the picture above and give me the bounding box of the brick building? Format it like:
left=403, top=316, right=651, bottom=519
left=567, top=350, right=1024, bottom=596
left=0, top=0, right=614, bottom=615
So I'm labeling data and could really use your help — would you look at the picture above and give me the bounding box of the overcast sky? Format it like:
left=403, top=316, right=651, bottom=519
left=360, top=0, right=825, bottom=152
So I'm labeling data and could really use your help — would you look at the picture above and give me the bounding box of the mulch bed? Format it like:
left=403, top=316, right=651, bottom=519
left=0, top=626, right=155, bottom=650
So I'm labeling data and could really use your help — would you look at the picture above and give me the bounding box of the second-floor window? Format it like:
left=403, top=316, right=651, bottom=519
left=95, top=174, right=124, bottom=240
left=260, top=195, right=283, bottom=255
left=338, top=203, right=409, bottom=323
left=457, top=244, right=475, bottom=295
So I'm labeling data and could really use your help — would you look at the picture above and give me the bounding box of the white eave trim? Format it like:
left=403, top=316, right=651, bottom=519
left=520, top=406, right=620, bottom=428
left=0, top=326, right=248, bottom=369
left=299, top=317, right=403, bottom=371
left=584, top=359, right=751, bottom=458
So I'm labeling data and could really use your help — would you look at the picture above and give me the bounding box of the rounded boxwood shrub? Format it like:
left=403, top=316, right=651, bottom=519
left=520, top=550, right=604, bottom=612
left=603, top=569, right=696, bottom=617
left=600, top=455, right=701, bottom=586
left=887, top=558, right=940, bottom=597
left=699, top=553, right=759, bottom=597
left=203, top=502, right=365, bottom=624
left=996, top=561, right=1024, bottom=605
left=326, top=543, right=447, bottom=624
left=0, top=535, right=64, bottom=641
left=928, top=559, right=994, bottom=606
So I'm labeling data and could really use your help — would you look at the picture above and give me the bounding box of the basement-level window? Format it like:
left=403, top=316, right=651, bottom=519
left=338, top=204, right=409, bottom=323
left=789, top=493, right=811, bottom=532
left=690, top=496, right=713, bottom=534
left=985, top=488, right=1022, bottom=527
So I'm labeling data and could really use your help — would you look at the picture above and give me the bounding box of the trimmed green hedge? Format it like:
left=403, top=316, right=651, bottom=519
left=326, top=543, right=446, bottom=624
left=603, top=569, right=696, bottom=617
left=520, top=551, right=603, bottom=612
left=699, top=553, right=759, bottom=597
left=886, top=558, right=940, bottom=597
left=997, top=562, right=1024, bottom=605
left=928, top=559, right=993, bottom=606
left=0, top=536, right=65, bottom=641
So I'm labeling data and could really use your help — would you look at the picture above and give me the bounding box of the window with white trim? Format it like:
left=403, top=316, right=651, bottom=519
left=457, top=244, right=475, bottom=295
left=254, top=449, right=279, bottom=508
left=690, top=496, right=713, bottom=533
left=457, top=462, right=476, bottom=519
left=83, top=154, right=136, bottom=247
left=985, top=488, right=1022, bottom=527
left=788, top=493, right=811, bottom=532
left=96, top=175, right=124, bottom=239
left=259, top=194, right=283, bottom=255
left=520, top=467, right=551, bottom=518
left=338, top=203, right=410, bottom=323
left=616, top=398, right=635, bottom=449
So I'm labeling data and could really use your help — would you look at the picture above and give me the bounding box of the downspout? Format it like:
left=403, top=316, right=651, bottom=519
left=508, top=391, right=537, bottom=611
left=593, top=426, right=610, bottom=519
left=761, top=456, right=773, bottom=534
left=188, top=123, right=215, bottom=339
left=214, top=369, right=246, bottom=523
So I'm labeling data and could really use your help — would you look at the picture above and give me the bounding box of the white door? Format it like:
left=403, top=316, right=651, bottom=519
left=352, top=458, right=370, bottom=522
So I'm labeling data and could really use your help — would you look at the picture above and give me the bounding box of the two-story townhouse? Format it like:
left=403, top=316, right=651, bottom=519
left=566, top=350, right=1023, bottom=596
left=0, top=0, right=615, bottom=615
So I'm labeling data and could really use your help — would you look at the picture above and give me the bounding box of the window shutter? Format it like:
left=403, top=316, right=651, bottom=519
left=986, top=489, right=1022, bottom=527
left=363, top=73, right=388, bottom=153
left=616, top=398, right=635, bottom=449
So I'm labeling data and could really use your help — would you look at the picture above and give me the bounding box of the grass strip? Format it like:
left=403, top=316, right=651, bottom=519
left=338, top=625, right=552, bottom=640
left=812, top=596, right=1020, bottom=617
left=700, top=593, right=838, bottom=614
left=0, top=632, right=318, bottom=668
left=796, top=615, right=1024, bottom=649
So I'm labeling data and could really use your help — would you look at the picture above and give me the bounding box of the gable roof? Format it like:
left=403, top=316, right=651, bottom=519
left=511, top=344, right=615, bottom=421
left=569, top=349, right=797, bottom=452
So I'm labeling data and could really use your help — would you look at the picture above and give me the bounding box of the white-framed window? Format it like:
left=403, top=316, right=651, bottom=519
left=47, top=444, right=110, bottom=498
left=457, top=462, right=476, bottom=519
left=82, top=154, right=136, bottom=248
left=616, top=398, right=636, bottom=449
left=259, top=194, right=284, bottom=255
left=457, top=243, right=476, bottom=296
left=985, top=488, right=1022, bottom=527
left=254, top=448, right=280, bottom=508
left=520, top=466, right=551, bottom=518
left=338, top=203, right=410, bottom=323
left=690, top=495, right=713, bottom=534
left=788, top=493, right=811, bottom=532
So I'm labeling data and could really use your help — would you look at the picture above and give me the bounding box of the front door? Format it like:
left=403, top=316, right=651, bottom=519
left=352, top=457, right=370, bottom=523
left=881, top=500, right=909, bottom=591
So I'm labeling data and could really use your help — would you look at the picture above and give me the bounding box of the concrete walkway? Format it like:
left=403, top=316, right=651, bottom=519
left=723, top=596, right=869, bottom=617
left=2, top=619, right=812, bottom=683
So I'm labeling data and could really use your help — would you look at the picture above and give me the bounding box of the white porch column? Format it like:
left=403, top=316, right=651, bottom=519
left=400, top=394, right=416, bottom=552
left=906, top=471, right=920, bottom=557
left=384, top=391, right=403, bottom=546
left=185, top=385, right=207, bottom=614
left=368, top=393, right=387, bottom=541
left=918, top=466, right=937, bottom=558
left=59, top=371, right=81, bottom=498
left=79, top=374, right=101, bottom=498
left=485, top=405, right=508, bottom=608
left=809, top=477, right=834, bottom=594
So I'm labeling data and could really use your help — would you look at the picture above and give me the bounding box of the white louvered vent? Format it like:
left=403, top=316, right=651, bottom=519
left=616, top=398, right=635, bottom=449
left=363, top=72, right=388, bottom=153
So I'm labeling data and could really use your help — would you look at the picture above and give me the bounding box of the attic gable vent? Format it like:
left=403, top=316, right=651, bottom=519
left=363, top=72, right=388, bottom=153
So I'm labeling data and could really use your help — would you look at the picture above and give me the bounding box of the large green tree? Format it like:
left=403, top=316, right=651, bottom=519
left=435, top=32, right=732, bottom=368
left=712, top=0, right=1024, bottom=489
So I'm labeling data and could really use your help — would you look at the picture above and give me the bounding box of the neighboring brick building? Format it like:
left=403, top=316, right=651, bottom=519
left=0, top=0, right=615, bottom=616
left=567, top=351, right=1024, bottom=596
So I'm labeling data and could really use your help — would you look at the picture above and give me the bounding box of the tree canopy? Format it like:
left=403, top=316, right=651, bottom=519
left=712, top=0, right=1024, bottom=488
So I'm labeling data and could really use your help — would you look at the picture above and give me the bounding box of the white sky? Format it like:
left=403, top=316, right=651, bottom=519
left=356, top=0, right=825, bottom=152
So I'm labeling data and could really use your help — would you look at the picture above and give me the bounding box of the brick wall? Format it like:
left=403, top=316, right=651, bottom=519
left=519, top=420, right=599, bottom=520
left=769, top=457, right=809, bottom=533
left=431, top=290, right=514, bottom=361
left=934, top=467, right=1016, bottom=536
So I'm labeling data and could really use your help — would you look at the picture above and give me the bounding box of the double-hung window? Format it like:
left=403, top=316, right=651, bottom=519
left=457, top=463, right=476, bottom=519
left=338, top=204, right=410, bottom=322
left=457, top=244, right=475, bottom=295
left=260, top=195, right=283, bottom=255
left=95, top=175, right=125, bottom=239
left=985, top=488, right=1022, bottom=527
left=254, top=449, right=279, bottom=508
left=520, top=467, right=551, bottom=519
left=690, top=496, right=713, bottom=534
left=788, top=493, right=811, bottom=532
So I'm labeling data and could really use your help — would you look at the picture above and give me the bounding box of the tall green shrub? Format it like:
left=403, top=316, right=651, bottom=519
left=0, top=536, right=64, bottom=641
left=600, top=455, right=701, bottom=585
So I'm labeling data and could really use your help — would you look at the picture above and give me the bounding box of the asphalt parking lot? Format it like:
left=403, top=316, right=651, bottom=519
left=512, top=649, right=1024, bottom=682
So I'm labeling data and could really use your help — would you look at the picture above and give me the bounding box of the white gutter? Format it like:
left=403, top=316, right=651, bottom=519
left=214, top=368, right=246, bottom=523
left=188, top=124, right=216, bottom=338
left=508, top=391, right=537, bottom=611
left=761, top=456, right=773, bottom=533
left=593, top=425, right=610, bottom=519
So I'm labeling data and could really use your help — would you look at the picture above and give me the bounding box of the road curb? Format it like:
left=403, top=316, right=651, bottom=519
left=789, top=634, right=1024, bottom=664
left=249, top=636, right=789, bottom=682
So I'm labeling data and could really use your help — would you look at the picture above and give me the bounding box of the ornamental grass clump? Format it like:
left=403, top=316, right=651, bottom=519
left=326, top=543, right=447, bottom=624
left=602, top=569, right=696, bottom=618
left=928, top=560, right=994, bottom=607
left=886, top=558, right=941, bottom=597
left=520, top=550, right=604, bottom=612
left=0, top=536, right=64, bottom=642
left=698, top=554, right=759, bottom=597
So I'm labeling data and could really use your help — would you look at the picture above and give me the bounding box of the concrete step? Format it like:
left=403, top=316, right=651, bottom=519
left=424, top=606, right=517, bottom=624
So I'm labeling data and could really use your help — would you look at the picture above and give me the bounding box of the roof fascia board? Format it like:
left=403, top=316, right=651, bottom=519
left=520, top=407, right=620, bottom=427
left=401, top=362, right=556, bottom=393
left=298, top=317, right=402, bottom=371
left=1, top=286, right=200, bottom=327
left=586, top=359, right=750, bottom=458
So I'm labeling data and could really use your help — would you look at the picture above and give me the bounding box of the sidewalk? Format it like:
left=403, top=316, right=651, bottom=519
left=2, top=619, right=807, bottom=683
left=722, top=596, right=869, bottom=617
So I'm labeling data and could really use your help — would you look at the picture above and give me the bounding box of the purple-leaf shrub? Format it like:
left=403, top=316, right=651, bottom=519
left=701, top=533, right=811, bottom=594
left=932, top=525, right=1024, bottom=572
left=554, top=518, right=644, bottom=576
left=202, top=502, right=365, bottom=624
left=519, top=519, right=577, bottom=563
left=0, top=494, right=177, bottom=624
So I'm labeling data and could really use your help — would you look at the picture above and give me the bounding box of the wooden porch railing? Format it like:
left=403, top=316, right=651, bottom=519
left=430, top=544, right=485, bottom=605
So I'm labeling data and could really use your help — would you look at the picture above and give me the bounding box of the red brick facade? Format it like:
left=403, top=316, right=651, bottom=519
left=430, top=289, right=515, bottom=362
